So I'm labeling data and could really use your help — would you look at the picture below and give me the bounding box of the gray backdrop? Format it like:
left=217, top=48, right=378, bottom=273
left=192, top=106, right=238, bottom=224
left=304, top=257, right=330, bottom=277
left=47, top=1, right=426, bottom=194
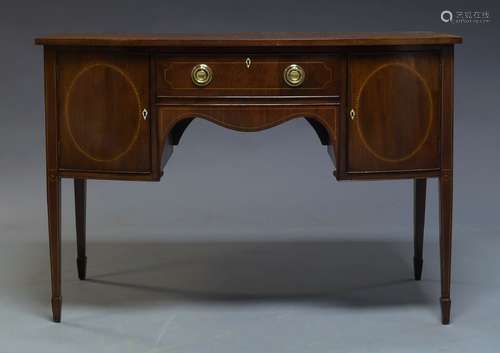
left=0, top=0, right=499, bottom=352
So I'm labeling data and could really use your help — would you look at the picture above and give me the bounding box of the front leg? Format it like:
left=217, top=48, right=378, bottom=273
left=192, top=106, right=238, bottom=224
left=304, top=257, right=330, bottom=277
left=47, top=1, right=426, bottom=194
left=439, top=171, right=453, bottom=324
left=47, top=173, right=62, bottom=322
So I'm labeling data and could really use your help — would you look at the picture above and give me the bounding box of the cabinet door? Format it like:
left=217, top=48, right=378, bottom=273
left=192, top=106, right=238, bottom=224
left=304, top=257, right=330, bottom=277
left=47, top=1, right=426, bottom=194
left=57, top=51, right=150, bottom=173
left=347, top=53, right=440, bottom=173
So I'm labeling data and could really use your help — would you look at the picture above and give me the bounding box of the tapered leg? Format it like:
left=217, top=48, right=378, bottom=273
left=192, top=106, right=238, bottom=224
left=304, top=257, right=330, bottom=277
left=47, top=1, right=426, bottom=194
left=47, top=174, right=62, bottom=322
left=74, top=179, right=87, bottom=280
left=439, top=172, right=453, bottom=324
left=413, top=178, right=426, bottom=280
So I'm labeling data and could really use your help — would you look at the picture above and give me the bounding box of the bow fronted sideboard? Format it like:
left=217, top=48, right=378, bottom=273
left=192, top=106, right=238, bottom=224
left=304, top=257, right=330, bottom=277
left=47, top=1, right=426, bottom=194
left=35, top=32, right=462, bottom=324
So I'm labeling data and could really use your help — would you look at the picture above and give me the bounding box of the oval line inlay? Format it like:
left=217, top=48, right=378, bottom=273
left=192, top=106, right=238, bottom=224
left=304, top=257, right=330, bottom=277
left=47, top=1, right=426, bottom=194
left=64, top=63, right=143, bottom=162
left=354, top=62, right=434, bottom=163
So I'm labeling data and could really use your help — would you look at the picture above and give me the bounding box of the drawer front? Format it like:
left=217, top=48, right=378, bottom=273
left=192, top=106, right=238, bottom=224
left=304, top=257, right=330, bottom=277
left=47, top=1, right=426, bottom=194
left=156, top=55, right=340, bottom=97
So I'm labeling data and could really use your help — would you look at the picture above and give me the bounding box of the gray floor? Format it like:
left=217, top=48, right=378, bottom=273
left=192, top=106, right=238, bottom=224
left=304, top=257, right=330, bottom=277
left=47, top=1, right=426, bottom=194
left=1, top=232, right=500, bottom=353
left=1, top=119, right=500, bottom=352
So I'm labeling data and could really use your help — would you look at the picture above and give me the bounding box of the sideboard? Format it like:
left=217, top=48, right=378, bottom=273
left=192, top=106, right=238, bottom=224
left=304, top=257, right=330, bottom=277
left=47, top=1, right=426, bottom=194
left=35, top=32, right=462, bottom=324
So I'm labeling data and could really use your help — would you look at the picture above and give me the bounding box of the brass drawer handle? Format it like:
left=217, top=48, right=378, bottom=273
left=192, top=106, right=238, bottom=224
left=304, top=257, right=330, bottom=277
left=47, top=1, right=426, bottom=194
left=191, top=64, right=213, bottom=86
left=283, top=64, right=305, bottom=87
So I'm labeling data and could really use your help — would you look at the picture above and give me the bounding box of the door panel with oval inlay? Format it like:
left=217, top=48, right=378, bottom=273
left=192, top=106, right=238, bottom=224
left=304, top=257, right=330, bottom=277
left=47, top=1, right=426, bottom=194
left=57, top=51, right=150, bottom=173
left=347, top=52, right=441, bottom=173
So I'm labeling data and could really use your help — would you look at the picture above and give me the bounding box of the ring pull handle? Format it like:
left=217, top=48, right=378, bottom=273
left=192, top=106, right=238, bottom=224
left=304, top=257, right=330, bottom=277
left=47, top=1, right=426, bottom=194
left=191, top=64, right=213, bottom=86
left=142, top=108, right=148, bottom=120
left=283, top=64, right=305, bottom=87
left=350, top=109, right=356, bottom=120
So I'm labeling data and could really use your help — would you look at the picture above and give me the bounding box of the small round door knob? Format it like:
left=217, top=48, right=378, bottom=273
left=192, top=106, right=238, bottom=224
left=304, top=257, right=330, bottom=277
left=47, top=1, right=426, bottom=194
left=283, top=64, right=305, bottom=87
left=191, top=64, right=213, bottom=86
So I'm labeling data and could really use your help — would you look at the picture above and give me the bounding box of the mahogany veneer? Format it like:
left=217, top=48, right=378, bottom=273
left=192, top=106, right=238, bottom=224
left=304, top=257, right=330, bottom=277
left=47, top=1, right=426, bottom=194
left=36, top=32, right=462, bottom=324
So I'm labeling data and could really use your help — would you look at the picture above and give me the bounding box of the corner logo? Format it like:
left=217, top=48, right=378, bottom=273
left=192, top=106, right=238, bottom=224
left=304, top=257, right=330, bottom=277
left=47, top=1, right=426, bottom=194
left=441, top=10, right=453, bottom=23
left=441, top=9, right=491, bottom=24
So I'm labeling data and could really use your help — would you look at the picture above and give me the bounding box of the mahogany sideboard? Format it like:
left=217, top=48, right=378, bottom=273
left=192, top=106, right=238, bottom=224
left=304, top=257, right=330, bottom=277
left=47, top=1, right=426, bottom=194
left=35, top=33, right=462, bottom=324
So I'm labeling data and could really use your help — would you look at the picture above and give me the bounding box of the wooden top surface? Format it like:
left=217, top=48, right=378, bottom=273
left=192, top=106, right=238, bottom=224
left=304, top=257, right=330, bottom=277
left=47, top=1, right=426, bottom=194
left=35, top=32, right=462, bottom=47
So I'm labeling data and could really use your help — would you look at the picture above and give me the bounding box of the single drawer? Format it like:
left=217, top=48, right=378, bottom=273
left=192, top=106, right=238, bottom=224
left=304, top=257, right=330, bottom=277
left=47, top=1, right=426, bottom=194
left=156, top=55, right=341, bottom=97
